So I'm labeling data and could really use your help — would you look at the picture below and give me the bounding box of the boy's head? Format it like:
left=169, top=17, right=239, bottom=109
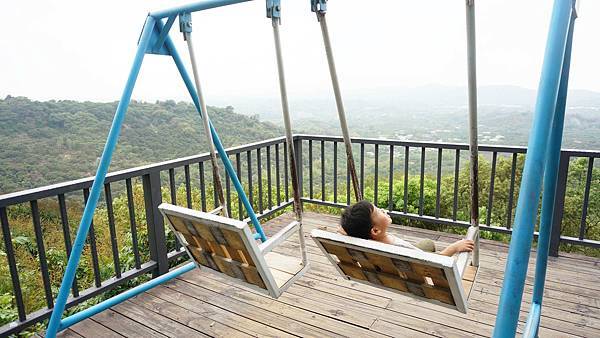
left=340, top=201, right=392, bottom=240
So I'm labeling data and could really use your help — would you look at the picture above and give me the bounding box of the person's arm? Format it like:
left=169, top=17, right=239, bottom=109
left=439, top=239, right=475, bottom=256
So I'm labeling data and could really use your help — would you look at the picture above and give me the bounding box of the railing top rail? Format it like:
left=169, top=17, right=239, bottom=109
left=0, top=136, right=286, bottom=208
left=2, top=134, right=598, bottom=208
left=294, top=134, right=529, bottom=153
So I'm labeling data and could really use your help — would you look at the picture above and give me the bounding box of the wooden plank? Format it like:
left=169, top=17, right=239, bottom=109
left=177, top=272, right=387, bottom=338
left=91, top=309, right=167, bottom=338
left=112, top=299, right=211, bottom=338
left=41, top=211, right=599, bottom=338
left=148, top=284, right=291, bottom=337
left=371, top=317, right=476, bottom=338
left=277, top=225, right=600, bottom=317
left=128, top=292, right=251, bottom=338
left=369, top=318, right=434, bottom=338
left=156, top=280, right=346, bottom=338
left=275, top=213, right=595, bottom=336
left=69, top=318, right=124, bottom=338
left=54, top=329, right=84, bottom=338
left=267, top=227, right=589, bottom=336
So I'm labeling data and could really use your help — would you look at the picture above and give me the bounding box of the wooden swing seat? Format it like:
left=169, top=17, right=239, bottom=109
left=159, top=203, right=309, bottom=298
left=311, top=227, right=479, bottom=313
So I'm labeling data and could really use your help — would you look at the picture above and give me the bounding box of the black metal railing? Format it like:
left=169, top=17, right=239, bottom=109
left=0, top=134, right=598, bottom=335
left=0, top=136, right=293, bottom=336
left=295, top=135, right=599, bottom=255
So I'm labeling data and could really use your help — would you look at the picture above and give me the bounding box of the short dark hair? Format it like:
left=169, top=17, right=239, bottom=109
left=340, top=200, right=374, bottom=240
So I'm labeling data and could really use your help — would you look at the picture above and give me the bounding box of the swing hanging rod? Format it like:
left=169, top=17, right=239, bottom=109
left=311, top=0, right=362, bottom=202
left=267, top=0, right=309, bottom=265
left=180, top=12, right=230, bottom=219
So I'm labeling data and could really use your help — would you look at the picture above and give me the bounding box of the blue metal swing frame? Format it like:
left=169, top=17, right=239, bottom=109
left=46, top=0, right=580, bottom=336
left=493, top=0, right=578, bottom=337
left=45, top=1, right=267, bottom=337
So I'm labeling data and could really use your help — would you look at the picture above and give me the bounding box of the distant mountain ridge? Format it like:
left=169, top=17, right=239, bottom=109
left=210, top=85, right=600, bottom=120
left=0, top=96, right=282, bottom=193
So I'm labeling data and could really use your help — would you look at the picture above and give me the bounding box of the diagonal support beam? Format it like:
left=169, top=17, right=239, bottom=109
left=45, top=15, right=157, bottom=338
left=153, top=15, right=177, bottom=53
left=157, top=19, right=267, bottom=242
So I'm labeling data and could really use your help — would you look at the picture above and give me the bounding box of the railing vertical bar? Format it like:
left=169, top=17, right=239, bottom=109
left=58, top=193, right=79, bottom=297
left=374, top=144, right=379, bottom=206
left=404, top=146, right=409, bottom=213
left=321, top=140, right=326, bottom=201
left=225, top=164, right=232, bottom=216
left=184, top=165, right=192, bottom=209
left=247, top=151, right=253, bottom=209
left=126, top=179, right=142, bottom=269
left=419, top=147, right=425, bottom=216
left=104, top=184, right=121, bottom=278
left=309, top=140, right=314, bottom=199
left=275, top=144, right=281, bottom=206
left=267, top=145, right=273, bottom=209
left=284, top=141, right=289, bottom=201
left=334, top=142, right=338, bottom=203
left=236, top=152, right=243, bottom=220
left=550, top=152, right=570, bottom=256
left=31, top=200, right=54, bottom=309
left=360, top=143, right=365, bottom=199
left=388, top=145, right=394, bottom=211
left=347, top=151, right=351, bottom=205
left=199, top=162, right=207, bottom=212
left=0, top=207, right=26, bottom=321
left=169, top=168, right=177, bottom=205
left=453, top=149, right=460, bottom=221
left=487, top=152, right=498, bottom=226
left=436, top=148, right=442, bottom=218
left=579, top=157, right=594, bottom=240
left=83, top=188, right=101, bottom=287
left=506, top=153, right=518, bottom=229
left=257, top=148, right=264, bottom=213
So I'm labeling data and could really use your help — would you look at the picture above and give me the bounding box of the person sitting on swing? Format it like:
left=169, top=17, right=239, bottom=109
left=340, top=200, right=474, bottom=256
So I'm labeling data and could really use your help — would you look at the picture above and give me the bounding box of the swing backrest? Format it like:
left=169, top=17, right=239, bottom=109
left=159, top=203, right=282, bottom=296
left=311, top=229, right=474, bottom=313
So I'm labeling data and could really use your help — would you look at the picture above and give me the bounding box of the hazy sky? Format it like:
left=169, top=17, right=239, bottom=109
left=1, top=0, right=598, bottom=103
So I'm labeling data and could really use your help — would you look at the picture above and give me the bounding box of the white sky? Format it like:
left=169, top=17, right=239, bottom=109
left=0, top=0, right=598, bottom=103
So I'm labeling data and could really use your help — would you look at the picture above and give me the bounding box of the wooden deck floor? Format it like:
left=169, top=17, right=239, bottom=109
left=53, top=212, right=600, bottom=337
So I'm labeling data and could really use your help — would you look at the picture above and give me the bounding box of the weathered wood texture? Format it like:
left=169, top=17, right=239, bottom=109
left=54, top=212, right=600, bottom=338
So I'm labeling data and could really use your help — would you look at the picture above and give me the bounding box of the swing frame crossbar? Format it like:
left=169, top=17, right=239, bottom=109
left=45, top=1, right=267, bottom=337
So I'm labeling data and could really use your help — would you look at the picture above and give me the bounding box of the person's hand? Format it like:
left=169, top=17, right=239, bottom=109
left=440, top=239, right=475, bottom=256
left=450, top=239, right=475, bottom=254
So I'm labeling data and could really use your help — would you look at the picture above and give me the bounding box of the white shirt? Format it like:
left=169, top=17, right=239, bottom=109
left=389, top=235, right=423, bottom=251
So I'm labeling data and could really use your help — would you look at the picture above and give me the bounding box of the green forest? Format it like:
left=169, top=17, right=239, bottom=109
left=0, top=96, right=282, bottom=194
left=0, top=97, right=599, bottom=336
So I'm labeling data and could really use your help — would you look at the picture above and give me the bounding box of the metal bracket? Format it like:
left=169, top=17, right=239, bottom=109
left=311, top=0, right=327, bottom=13
left=179, top=12, right=193, bottom=40
left=266, top=0, right=281, bottom=22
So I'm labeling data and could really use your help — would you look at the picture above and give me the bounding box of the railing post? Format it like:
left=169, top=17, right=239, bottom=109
left=294, top=137, right=304, bottom=203
left=549, top=151, right=569, bottom=257
left=143, top=171, right=169, bottom=276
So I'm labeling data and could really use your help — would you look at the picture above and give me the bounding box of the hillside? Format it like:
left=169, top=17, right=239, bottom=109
left=0, top=96, right=283, bottom=193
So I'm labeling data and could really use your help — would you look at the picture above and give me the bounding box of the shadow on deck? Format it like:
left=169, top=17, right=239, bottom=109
left=51, top=212, right=600, bottom=338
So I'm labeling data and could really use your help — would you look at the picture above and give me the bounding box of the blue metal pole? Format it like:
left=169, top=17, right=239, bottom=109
left=159, top=21, right=267, bottom=242
left=151, top=0, right=252, bottom=19
left=492, top=1, right=573, bottom=337
left=523, top=303, right=542, bottom=337
left=59, top=262, right=196, bottom=330
left=522, top=11, right=576, bottom=338
left=45, top=16, right=157, bottom=338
